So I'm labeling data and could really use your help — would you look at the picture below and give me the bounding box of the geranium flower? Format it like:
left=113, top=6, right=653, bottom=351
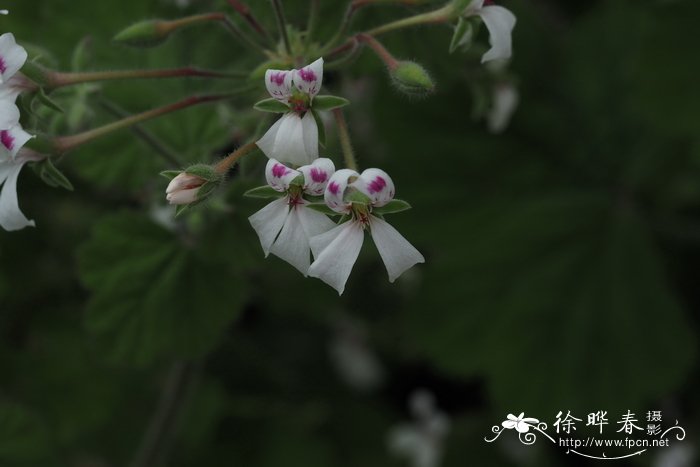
left=461, top=1, right=516, bottom=63
left=256, top=58, right=323, bottom=166
left=308, top=168, right=424, bottom=295
left=1, top=141, right=39, bottom=231
left=501, top=413, right=539, bottom=433
left=249, top=157, right=336, bottom=274
left=0, top=32, right=27, bottom=129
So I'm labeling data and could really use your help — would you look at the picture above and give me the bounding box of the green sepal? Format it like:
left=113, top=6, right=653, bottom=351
left=37, top=88, right=64, bottom=113
left=346, top=190, right=371, bottom=205
left=311, top=109, right=326, bottom=147
left=174, top=204, right=190, bottom=217
left=113, top=20, right=169, bottom=48
left=312, top=95, right=350, bottom=111
left=34, top=158, right=74, bottom=191
left=71, top=36, right=93, bottom=71
left=183, top=163, right=222, bottom=183
left=20, top=61, right=51, bottom=87
left=305, top=203, right=340, bottom=216
left=391, top=61, right=436, bottom=97
left=451, top=0, right=473, bottom=14
left=244, top=185, right=286, bottom=199
left=254, top=98, right=291, bottom=113
left=24, top=133, right=57, bottom=154
left=373, top=199, right=412, bottom=215
left=450, top=16, right=475, bottom=53
left=160, top=170, right=182, bottom=180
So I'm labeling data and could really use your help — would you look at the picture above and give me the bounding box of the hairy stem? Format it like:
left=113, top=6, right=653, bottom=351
left=356, top=33, right=399, bottom=69
left=227, top=0, right=272, bottom=43
left=215, top=141, right=260, bottom=173
left=333, top=109, right=357, bottom=171
left=47, top=67, right=244, bottom=89
left=270, top=0, right=292, bottom=56
left=363, top=3, right=455, bottom=36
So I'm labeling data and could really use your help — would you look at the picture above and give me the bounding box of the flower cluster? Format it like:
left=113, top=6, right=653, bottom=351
left=248, top=59, right=425, bottom=294
left=0, top=31, right=35, bottom=231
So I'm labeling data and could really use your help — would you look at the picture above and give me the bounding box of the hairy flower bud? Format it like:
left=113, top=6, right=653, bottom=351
left=165, top=172, right=206, bottom=205
left=390, top=61, right=435, bottom=96
left=113, top=19, right=174, bottom=47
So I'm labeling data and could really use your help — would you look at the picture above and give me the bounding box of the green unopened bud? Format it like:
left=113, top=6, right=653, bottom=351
left=113, top=20, right=173, bottom=47
left=390, top=61, right=435, bottom=96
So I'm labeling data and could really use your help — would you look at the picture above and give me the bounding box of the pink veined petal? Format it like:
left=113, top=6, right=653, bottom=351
left=269, top=206, right=313, bottom=275
left=292, top=57, right=323, bottom=98
left=248, top=197, right=290, bottom=256
left=297, top=203, right=336, bottom=239
left=0, top=100, right=20, bottom=130
left=265, top=158, right=301, bottom=192
left=264, top=69, right=293, bottom=103
left=0, top=157, right=34, bottom=231
left=308, top=221, right=365, bottom=294
left=477, top=5, right=516, bottom=63
left=300, top=111, right=319, bottom=165
left=369, top=215, right=425, bottom=282
left=299, top=157, right=335, bottom=196
left=0, top=33, right=28, bottom=82
left=355, top=168, right=395, bottom=207
left=324, top=168, right=359, bottom=214
left=502, top=420, right=517, bottom=430
left=0, top=124, right=33, bottom=159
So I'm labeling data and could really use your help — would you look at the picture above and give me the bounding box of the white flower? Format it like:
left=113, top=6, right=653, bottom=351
left=463, top=0, right=516, bottom=63
left=487, top=81, right=519, bottom=133
left=165, top=172, right=206, bottom=205
left=388, top=390, right=449, bottom=467
left=501, top=413, right=539, bottom=433
left=249, top=157, right=336, bottom=274
left=308, top=168, right=424, bottom=295
left=256, top=58, right=324, bottom=166
left=0, top=146, right=39, bottom=231
left=0, top=33, right=28, bottom=86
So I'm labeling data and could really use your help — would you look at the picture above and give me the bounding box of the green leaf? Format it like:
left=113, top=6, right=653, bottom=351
left=244, top=185, right=285, bottom=199
left=254, top=98, right=291, bottom=113
left=312, top=95, right=350, bottom=111
left=311, top=109, right=326, bottom=147
left=77, top=212, right=246, bottom=366
left=37, top=88, right=64, bottom=113
left=373, top=199, right=411, bottom=215
left=35, top=158, right=74, bottom=191
left=449, top=16, right=475, bottom=53
left=305, top=203, right=339, bottom=216
left=160, top=170, right=182, bottom=180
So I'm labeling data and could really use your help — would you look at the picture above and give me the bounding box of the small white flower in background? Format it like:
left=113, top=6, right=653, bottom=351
left=249, top=157, right=336, bottom=274
left=0, top=148, right=40, bottom=231
left=461, top=0, right=516, bottom=63
left=0, top=33, right=27, bottom=85
left=487, top=81, right=518, bottom=133
left=308, top=168, right=424, bottom=295
left=329, top=317, right=384, bottom=392
left=256, top=58, right=323, bottom=166
left=165, top=172, right=207, bottom=205
left=654, top=444, right=695, bottom=467
left=388, top=390, right=450, bottom=467
left=501, top=412, right=539, bottom=433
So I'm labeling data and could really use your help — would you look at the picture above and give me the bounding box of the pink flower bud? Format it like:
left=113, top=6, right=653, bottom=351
left=165, top=173, right=205, bottom=205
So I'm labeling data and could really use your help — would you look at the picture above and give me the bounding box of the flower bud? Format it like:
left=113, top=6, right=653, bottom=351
left=113, top=19, right=175, bottom=47
left=390, top=61, right=435, bottom=97
left=165, top=172, right=206, bottom=205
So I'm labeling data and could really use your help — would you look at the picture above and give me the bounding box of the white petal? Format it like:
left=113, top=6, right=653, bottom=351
left=299, top=157, right=335, bottom=196
left=269, top=206, right=314, bottom=275
left=478, top=6, right=516, bottom=63
left=0, top=124, right=33, bottom=159
left=256, top=115, right=284, bottom=161
left=0, top=99, right=20, bottom=130
left=0, top=33, right=28, bottom=82
left=355, top=168, right=395, bottom=207
left=324, top=168, right=359, bottom=213
left=0, top=157, right=34, bottom=231
left=165, top=173, right=203, bottom=194
left=487, top=82, right=519, bottom=133
left=369, top=215, right=424, bottom=282
left=248, top=196, right=289, bottom=256
left=264, top=69, right=293, bottom=103
left=259, top=113, right=314, bottom=167
left=0, top=74, right=24, bottom=103
left=308, top=221, right=364, bottom=295
left=293, top=57, right=323, bottom=98
left=265, top=158, right=301, bottom=191
left=300, top=111, right=319, bottom=165
left=297, top=203, right=336, bottom=238
left=166, top=187, right=199, bottom=205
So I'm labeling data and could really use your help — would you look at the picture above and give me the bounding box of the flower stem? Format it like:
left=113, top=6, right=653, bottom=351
left=321, top=2, right=356, bottom=52
left=214, top=141, right=260, bottom=174
left=306, top=0, right=320, bottom=45
left=363, top=3, right=455, bottom=36
left=226, top=0, right=272, bottom=43
left=46, top=67, right=245, bottom=89
left=218, top=14, right=270, bottom=55
left=333, top=108, right=357, bottom=171
left=270, top=0, right=292, bottom=56
left=356, top=33, right=399, bottom=69
left=53, top=92, right=247, bottom=154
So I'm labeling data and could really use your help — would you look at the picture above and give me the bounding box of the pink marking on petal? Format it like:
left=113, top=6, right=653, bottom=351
left=483, top=0, right=496, bottom=4
left=272, top=163, right=289, bottom=178
left=328, top=181, right=340, bottom=195
left=269, top=71, right=287, bottom=85
left=0, top=57, right=6, bottom=74
left=367, top=176, right=387, bottom=194
left=298, top=67, right=316, bottom=82
left=0, top=130, right=14, bottom=150
left=310, top=168, right=327, bottom=183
